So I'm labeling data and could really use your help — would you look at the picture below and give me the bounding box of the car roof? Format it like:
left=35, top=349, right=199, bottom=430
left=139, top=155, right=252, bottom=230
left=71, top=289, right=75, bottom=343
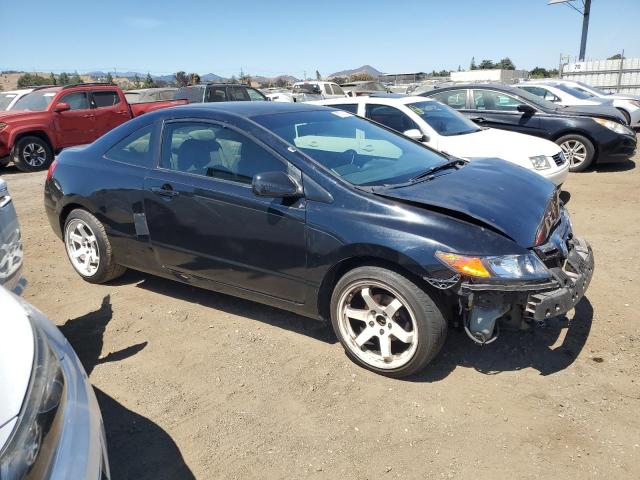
left=169, top=101, right=327, bottom=118
left=310, top=95, right=434, bottom=106
left=431, top=83, right=521, bottom=93
left=1, top=89, right=33, bottom=94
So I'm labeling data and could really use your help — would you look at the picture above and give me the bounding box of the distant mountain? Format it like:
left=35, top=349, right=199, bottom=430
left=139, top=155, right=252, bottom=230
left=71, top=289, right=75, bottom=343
left=328, top=65, right=383, bottom=79
left=252, top=74, right=300, bottom=85
left=83, top=71, right=224, bottom=83
left=201, top=73, right=224, bottom=82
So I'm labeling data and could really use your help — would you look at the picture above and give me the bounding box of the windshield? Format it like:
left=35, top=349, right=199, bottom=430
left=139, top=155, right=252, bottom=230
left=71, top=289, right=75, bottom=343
left=574, top=81, right=609, bottom=96
left=293, top=84, right=320, bottom=94
left=513, top=87, right=559, bottom=110
left=0, top=93, right=18, bottom=110
left=554, top=83, right=594, bottom=99
left=253, top=109, right=448, bottom=186
left=406, top=101, right=480, bottom=136
left=11, top=91, right=58, bottom=111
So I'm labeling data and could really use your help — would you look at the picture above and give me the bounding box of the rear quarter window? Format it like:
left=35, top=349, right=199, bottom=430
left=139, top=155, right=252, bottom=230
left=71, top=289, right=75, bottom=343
left=93, top=90, right=121, bottom=108
left=104, top=124, right=154, bottom=166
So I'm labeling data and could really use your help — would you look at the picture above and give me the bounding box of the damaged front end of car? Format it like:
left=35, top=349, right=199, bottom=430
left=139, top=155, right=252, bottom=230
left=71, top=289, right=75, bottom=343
left=427, top=201, right=595, bottom=345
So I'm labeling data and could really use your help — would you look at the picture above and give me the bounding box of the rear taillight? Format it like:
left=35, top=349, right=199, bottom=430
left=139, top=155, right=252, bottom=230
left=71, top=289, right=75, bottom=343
left=46, top=159, right=58, bottom=181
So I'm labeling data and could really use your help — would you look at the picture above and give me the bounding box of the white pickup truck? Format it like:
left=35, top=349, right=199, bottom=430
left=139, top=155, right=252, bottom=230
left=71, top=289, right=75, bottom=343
left=292, top=81, right=347, bottom=101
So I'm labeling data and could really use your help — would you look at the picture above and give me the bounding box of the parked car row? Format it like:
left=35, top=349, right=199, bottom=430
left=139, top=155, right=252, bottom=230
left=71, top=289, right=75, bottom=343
left=310, top=95, right=569, bottom=184
left=423, top=83, right=637, bottom=171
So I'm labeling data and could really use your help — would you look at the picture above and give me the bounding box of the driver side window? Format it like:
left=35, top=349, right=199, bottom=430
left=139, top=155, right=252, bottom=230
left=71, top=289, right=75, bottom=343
left=160, top=122, right=288, bottom=184
left=473, top=90, right=520, bottom=111
left=60, top=92, right=90, bottom=110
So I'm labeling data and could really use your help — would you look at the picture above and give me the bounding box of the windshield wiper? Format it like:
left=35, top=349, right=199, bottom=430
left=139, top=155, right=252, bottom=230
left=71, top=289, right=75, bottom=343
left=409, top=158, right=466, bottom=182
left=371, top=158, right=466, bottom=191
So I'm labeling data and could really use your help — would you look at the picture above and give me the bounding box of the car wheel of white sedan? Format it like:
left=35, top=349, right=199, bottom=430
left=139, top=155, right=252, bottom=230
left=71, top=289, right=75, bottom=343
left=64, top=209, right=126, bottom=283
left=330, top=266, right=447, bottom=377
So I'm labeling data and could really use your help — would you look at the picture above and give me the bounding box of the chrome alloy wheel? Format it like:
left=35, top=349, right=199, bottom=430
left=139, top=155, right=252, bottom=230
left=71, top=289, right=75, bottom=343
left=560, top=139, right=587, bottom=168
left=65, top=219, right=100, bottom=276
left=337, top=280, right=418, bottom=370
left=22, top=143, right=47, bottom=167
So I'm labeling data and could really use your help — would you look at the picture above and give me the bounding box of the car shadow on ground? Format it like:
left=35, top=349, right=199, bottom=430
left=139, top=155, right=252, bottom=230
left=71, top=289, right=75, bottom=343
left=58, top=295, right=196, bottom=480
left=117, top=269, right=338, bottom=345
left=592, top=159, right=635, bottom=172
left=410, top=297, right=594, bottom=383
left=0, top=165, right=24, bottom=176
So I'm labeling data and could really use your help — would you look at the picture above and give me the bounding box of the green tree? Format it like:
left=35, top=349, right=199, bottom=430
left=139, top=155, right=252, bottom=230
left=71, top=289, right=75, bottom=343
left=106, top=72, right=114, bottom=84
left=315, top=70, right=322, bottom=80
left=49, top=72, right=57, bottom=85
left=58, top=72, right=71, bottom=85
left=470, top=57, right=477, bottom=70
left=478, top=59, right=496, bottom=70
left=189, top=73, right=201, bottom=84
left=133, top=74, right=141, bottom=88
left=496, top=57, right=516, bottom=70
left=175, top=71, right=189, bottom=87
left=17, top=73, right=50, bottom=88
left=70, top=71, right=83, bottom=84
left=348, top=72, right=373, bottom=82
left=143, top=73, right=155, bottom=88
left=608, top=53, right=625, bottom=60
left=274, top=77, right=288, bottom=88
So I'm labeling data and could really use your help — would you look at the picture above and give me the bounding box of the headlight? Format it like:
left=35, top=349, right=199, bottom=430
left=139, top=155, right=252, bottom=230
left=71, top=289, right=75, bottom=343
left=0, top=315, right=64, bottom=478
left=0, top=122, right=7, bottom=132
left=436, top=251, right=550, bottom=280
left=593, top=117, right=634, bottom=135
left=529, top=155, right=551, bottom=170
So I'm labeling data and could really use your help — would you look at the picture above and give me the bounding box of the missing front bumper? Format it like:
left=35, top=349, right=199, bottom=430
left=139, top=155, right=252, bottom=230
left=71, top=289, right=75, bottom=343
left=459, top=237, right=594, bottom=343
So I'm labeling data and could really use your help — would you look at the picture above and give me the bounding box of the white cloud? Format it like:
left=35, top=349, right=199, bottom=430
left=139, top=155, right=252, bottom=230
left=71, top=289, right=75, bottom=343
left=123, top=17, right=164, bottom=29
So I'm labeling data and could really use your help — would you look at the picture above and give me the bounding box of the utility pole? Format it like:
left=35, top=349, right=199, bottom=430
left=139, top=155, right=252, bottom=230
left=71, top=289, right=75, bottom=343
left=579, top=0, right=591, bottom=61
left=549, top=0, right=592, bottom=61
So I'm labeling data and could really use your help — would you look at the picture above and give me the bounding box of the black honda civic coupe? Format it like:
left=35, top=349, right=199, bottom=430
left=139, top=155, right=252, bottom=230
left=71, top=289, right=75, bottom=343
left=44, top=102, right=594, bottom=377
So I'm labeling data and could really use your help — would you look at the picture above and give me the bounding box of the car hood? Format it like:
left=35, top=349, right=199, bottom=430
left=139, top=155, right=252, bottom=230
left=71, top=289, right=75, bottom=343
left=0, top=288, right=34, bottom=448
left=0, top=110, right=43, bottom=121
left=437, top=128, right=560, bottom=168
left=376, top=158, right=555, bottom=248
left=559, top=104, right=625, bottom=122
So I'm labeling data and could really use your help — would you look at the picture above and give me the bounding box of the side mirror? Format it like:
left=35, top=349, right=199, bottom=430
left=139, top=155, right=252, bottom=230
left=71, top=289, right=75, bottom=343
left=403, top=128, right=428, bottom=142
left=252, top=171, right=303, bottom=198
left=517, top=104, right=536, bottom=115
left=53, top=102, right=71, bottom=113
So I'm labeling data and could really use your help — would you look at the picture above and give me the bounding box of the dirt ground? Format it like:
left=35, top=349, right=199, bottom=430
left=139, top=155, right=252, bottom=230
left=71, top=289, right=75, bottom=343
left=3, top=152, right=639, bottom=480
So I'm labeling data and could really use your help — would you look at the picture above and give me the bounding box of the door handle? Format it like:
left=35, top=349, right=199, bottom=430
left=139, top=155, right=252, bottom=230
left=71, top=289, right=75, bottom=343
left=82, top=114, right=94, bottom=118
left=471, top=117, right=485, bottom=123
left=151, top=184, right=179, bottom=198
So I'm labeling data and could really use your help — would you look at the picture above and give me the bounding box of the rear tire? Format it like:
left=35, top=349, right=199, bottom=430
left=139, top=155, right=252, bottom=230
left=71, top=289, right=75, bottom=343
left=330, top=266, right=447, bottom=378
left=556, top=134, right=595, bottom=173
left=12, top=136, right=54, bottom=172
left=63, top=209, right=126, bottom=283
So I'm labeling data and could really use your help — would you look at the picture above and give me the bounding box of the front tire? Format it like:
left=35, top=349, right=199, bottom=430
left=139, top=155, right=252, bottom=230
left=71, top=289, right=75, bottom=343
left=12, top=136, right=54, bottom=172
left=557, top=134, right=595, bottom=172
left=330, top=266, right=447, bottom=378
left=63, top=209, right=126, bottom=283
left=617, top=108, right=631, bottom=126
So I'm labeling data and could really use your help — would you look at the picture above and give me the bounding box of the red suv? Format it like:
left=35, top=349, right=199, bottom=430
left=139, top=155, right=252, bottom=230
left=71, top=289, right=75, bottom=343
left=0, top=82, right=185, bottom=172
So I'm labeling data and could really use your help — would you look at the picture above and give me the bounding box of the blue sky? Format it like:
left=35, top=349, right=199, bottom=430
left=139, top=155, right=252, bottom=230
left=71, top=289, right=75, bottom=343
left=2, top=0, right=638, bottom=77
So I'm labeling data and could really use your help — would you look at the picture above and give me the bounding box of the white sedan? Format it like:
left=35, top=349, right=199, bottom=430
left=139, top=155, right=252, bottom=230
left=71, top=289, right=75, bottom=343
left=520, top=79, right=640, bottom=128
left=310, top=95, right=569, bottom=186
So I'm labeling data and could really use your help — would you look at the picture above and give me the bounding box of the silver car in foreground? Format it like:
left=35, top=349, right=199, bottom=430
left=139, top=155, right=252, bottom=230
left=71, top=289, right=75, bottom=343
left=0, top=178, right=109, bottom=479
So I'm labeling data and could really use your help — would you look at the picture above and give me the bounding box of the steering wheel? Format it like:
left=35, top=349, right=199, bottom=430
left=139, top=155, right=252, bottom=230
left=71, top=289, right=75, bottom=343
left=339, top=149, right=358, bottom=165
